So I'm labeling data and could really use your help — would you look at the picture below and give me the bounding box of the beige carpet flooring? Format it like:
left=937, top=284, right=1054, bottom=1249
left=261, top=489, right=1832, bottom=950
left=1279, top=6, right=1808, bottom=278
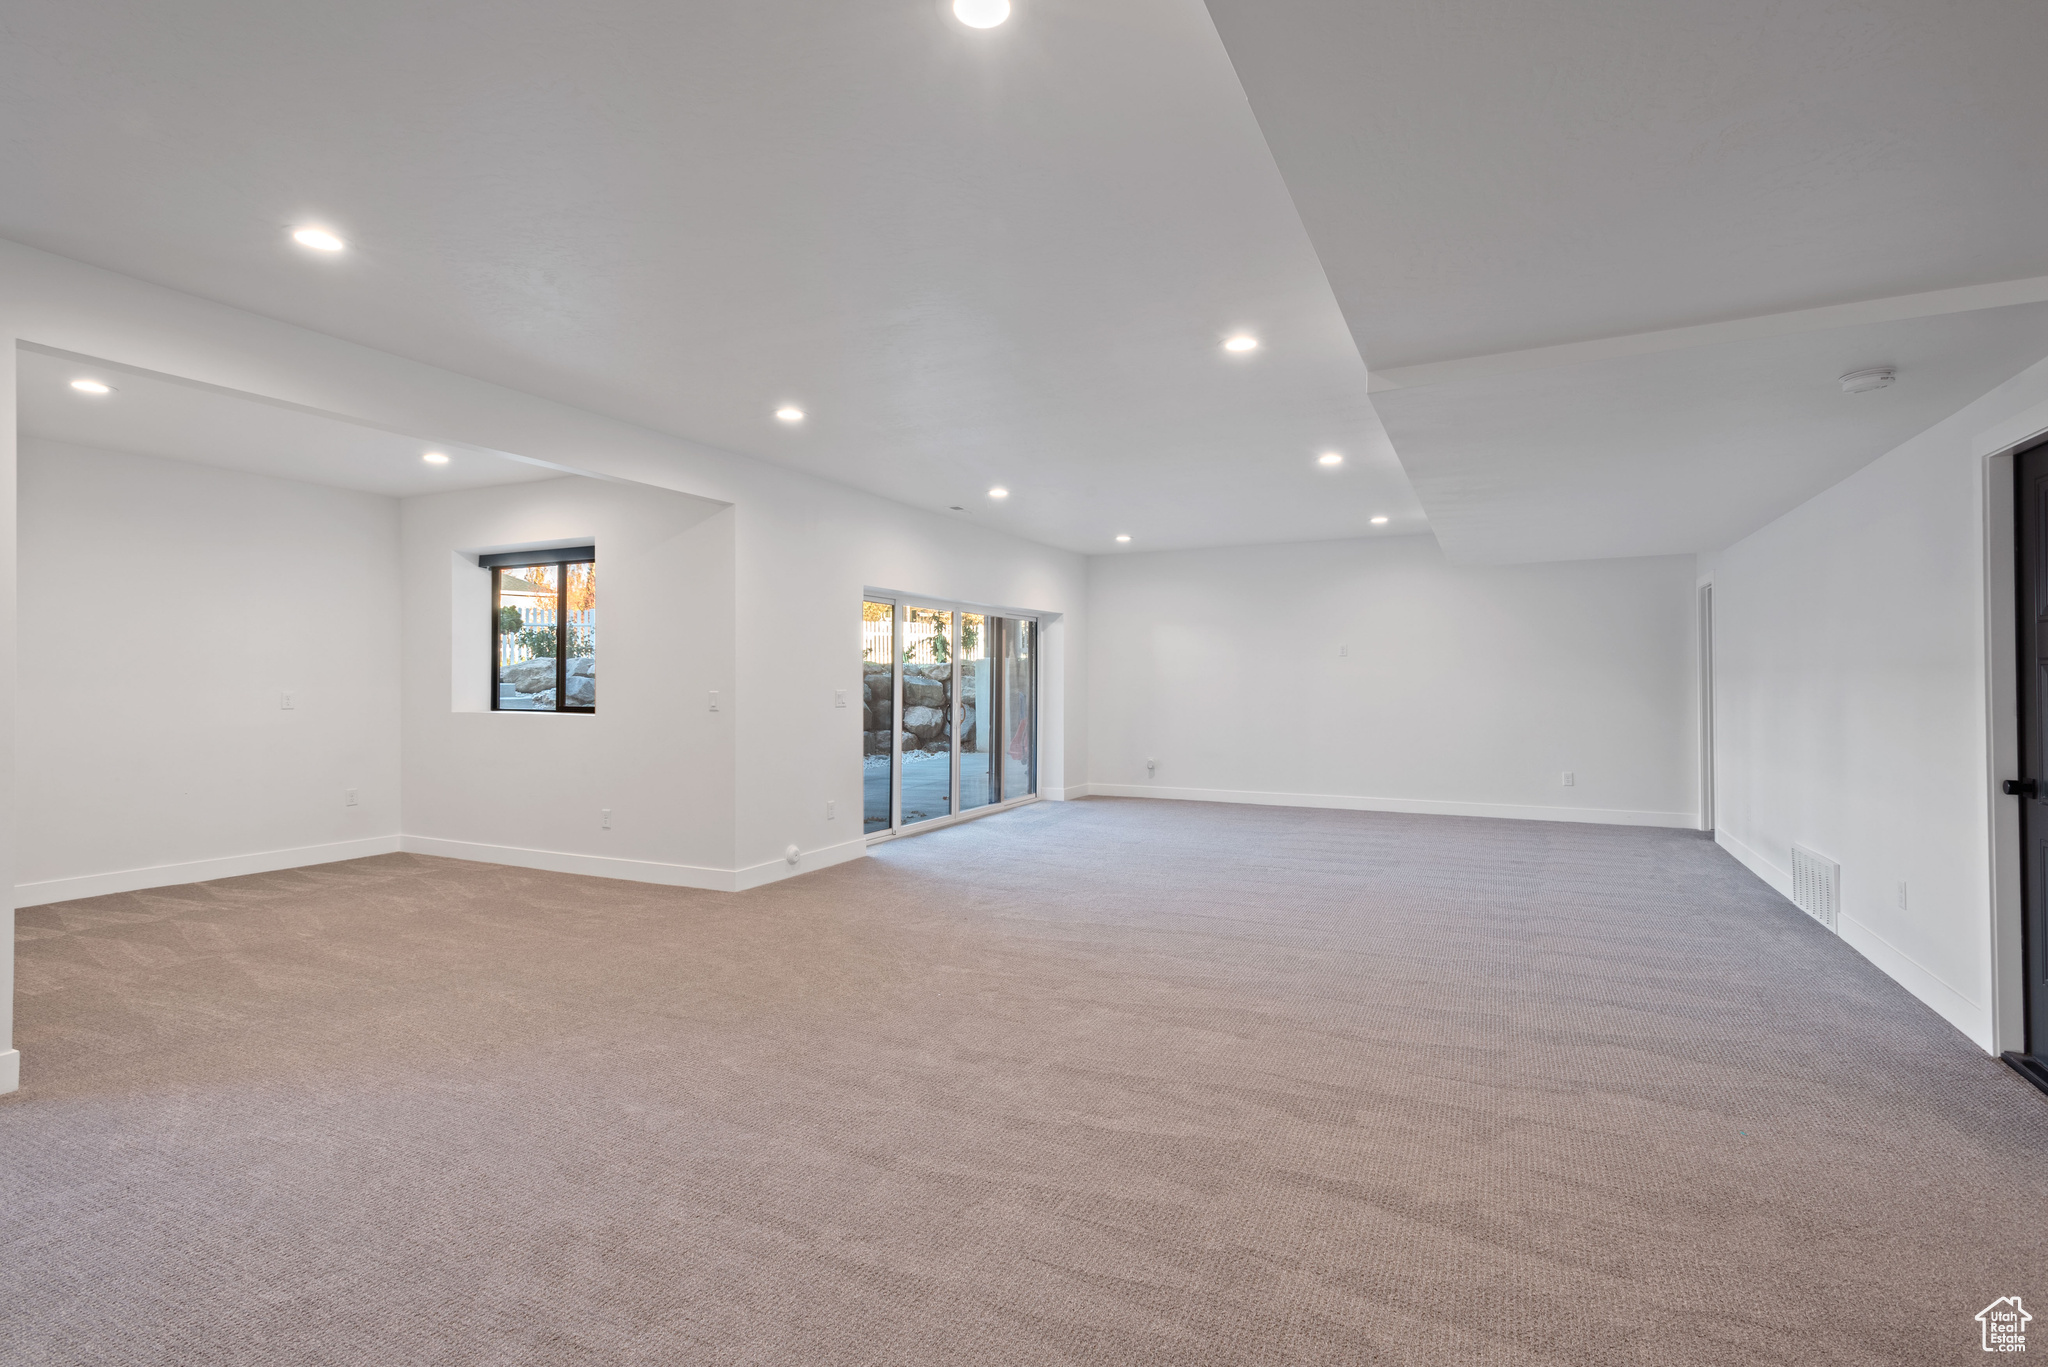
left=3, top=797, right=2045, bottom=1365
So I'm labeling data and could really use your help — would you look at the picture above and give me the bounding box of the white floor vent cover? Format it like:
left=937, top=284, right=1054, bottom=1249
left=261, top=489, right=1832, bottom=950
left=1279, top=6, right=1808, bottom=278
left=1790, top=843, right=1840, bottom=933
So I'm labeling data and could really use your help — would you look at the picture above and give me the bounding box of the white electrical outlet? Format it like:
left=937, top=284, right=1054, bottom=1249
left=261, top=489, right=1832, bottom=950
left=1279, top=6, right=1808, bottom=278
left=1146, top=757, right=1156, bottom=773
left=709, top=691, right=720, bottom=712
left=1338, top=644, right=1349, bottom=657
left=601, top=808, right=612, bottom=830
left=1562, top=771, right=1575, bottom=787
left=834, top=689, right=846, bottom=708
left=827, top=799, right=836, bottom=820
left=1897, top=880, right=1907, bottom=910
left=344, top=788, right=357, bottom=807
left=280, top=691, right=294, bottom=710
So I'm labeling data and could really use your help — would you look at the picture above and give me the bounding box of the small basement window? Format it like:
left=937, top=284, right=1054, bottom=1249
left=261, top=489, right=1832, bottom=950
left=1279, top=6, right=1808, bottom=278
left=484, top=546, right=596, bottom=712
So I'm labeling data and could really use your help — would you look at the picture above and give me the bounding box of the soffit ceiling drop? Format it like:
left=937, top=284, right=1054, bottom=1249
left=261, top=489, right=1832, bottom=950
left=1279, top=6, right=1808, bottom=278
left=1203, top=0, right=2048, bottom=563
left=16, top=347, right=562, bottom=498
left=0, top=0, right=1423, bottom=554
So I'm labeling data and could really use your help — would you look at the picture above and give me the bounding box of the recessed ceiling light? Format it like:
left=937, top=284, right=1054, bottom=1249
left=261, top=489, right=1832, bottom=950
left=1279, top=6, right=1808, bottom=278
left=775, top=406, right=805, bottom=422
left=953, top=0, right=1010, bottom=28
left=1318, top=452, right=1343, bottom=467
left=1371, top=516, right=1389, bottom=525
left=422, top=451, right=450, bottom=465
left=1839, top=367, right=1896, bottom=394
left=988, top=487, right=1009, bottom=500
left=69, top=378, right=112, bottom=394
left=291, top=226, right=347, bottom=252
left=1116, top=534, right=1131, bottom=543
left=1223, top=334, right=1259, bottom=353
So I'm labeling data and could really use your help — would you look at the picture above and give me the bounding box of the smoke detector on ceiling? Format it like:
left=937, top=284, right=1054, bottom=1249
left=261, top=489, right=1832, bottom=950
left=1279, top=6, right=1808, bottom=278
left=1839, top=367, right=1897, bottom=394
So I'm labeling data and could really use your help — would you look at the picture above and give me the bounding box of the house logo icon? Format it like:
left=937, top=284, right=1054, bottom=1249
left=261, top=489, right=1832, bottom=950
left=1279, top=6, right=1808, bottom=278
left=1977, top=1297, right=2031, bottom=1352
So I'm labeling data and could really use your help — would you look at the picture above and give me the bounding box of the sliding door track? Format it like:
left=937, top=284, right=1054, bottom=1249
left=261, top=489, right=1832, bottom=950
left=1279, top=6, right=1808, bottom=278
left=2001, top=1052, right=2048, bottom=1098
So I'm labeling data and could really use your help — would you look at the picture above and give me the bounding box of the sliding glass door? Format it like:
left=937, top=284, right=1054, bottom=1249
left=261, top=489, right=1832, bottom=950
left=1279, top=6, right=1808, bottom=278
left=901, top=606, right=954, bottom=826
left=862, top=599, right=895, bottom=834
left=861, top=597, right=1036, bottom=840
left=999, top=616, right=1036, bottom=800
left=960, top=613, right=994, bottom=814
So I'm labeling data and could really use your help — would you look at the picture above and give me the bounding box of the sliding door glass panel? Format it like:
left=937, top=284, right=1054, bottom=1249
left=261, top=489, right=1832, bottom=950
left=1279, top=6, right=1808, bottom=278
left=901, top=607, right=953, bottom=825
left=863, top=599, right=895, bottom=834
left=1001, top=617, right=1036, bottom=798
left=496, top=563, right=560, bottom=710
left=959, top=613, right=994, bottom=812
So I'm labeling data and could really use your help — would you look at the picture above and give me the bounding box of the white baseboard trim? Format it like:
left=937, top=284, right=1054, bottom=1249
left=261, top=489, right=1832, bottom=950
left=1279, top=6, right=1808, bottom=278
left=1715, top=828, right=1791, bottom=898
left=1715, top=828, right=1991, bottom=1051
left=732, top=836, right=868, bottom=891
left=398, top=835, right=737, bottom=891
left=1838, top=913, right=1990, bottom=1050
left=1082, top=783, right=1697, bottom=829
left=399, top=834, right=868, bottom=894
left=0, top=1048, right=18, bottom=1096
left=13, top=835, right=403, bottom=908
left=1048, top=785, right=1090, bottom=801
left=9, top=830, right=877, bottom=907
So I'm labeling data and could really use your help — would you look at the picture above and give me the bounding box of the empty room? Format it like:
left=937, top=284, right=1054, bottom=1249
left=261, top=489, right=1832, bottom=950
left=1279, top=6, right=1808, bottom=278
left=3, top=1, right=2046, bottom=1363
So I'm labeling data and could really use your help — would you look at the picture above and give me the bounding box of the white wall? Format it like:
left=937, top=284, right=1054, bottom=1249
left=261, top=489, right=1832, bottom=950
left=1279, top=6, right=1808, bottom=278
left=15, top=437, right=402, bottom=903
left=1705, top=353, right=2048, bottom=1052
left=738, top=460, right=1087, bottom=879
left=400, top=476, right=739, bottom=884
left=1087, top=535, right=1698, bottom=825
left=0, top=237, right=1092, bottom=1087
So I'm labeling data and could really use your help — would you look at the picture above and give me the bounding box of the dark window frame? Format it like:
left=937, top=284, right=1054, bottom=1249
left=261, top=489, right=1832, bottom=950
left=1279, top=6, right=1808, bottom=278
left=485, top=546, right=596, bottom=714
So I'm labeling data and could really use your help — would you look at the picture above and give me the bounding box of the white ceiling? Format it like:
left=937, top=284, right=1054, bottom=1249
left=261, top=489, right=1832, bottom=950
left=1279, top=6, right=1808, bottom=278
left=1203, top=0, right=2048, bottom=367
left=1376, top=304, right=2048, bottom=565
left=16, top=347, right=562, bottom=498
left=0, top=0, right=1423, bottom=553
left=1203, top=0, right=2048, bottom=561
left=5, top=0, right=2046, bottom=562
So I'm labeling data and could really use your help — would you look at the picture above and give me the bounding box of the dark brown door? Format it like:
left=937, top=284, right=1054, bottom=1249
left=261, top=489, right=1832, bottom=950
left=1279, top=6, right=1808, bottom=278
left=2011, top=438, right=2048, bottom=1086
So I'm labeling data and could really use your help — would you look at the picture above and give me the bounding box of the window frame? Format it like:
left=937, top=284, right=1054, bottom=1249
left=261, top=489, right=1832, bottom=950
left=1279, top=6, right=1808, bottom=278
left=485, top=545, right=596, bottom=715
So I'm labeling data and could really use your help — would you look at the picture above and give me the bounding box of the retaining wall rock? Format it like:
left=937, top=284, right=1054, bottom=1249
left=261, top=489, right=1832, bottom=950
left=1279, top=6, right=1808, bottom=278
left=502, top=658, right=556, bottom=693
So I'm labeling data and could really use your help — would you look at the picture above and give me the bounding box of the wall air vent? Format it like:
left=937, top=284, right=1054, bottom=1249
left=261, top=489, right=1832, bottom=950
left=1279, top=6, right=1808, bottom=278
left=1790, top=843, right=1840, bottom=933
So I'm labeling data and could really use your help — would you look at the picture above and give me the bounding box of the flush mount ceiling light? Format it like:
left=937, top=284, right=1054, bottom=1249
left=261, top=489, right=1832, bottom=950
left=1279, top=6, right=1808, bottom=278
left=1371, top=515, right=1389, bottom=525
left=775, top=406, right=805, bottom=422
left=1318, top=452, right=1343, bottom=467
left=1839, top=367, right=1896, bottom=394
left=953, top=0, right=1010, bottom=27
left=422, top=451, right=450, bottom=465
left=291, top=226, right=346, bottom=252
left=69, top=378, right=113, bottom=394
left=1116, top=534, right=1131, bottom=543
left=1223, top=334, right=1260, bottom=353
left=988, top=487, right=1009, bottom=500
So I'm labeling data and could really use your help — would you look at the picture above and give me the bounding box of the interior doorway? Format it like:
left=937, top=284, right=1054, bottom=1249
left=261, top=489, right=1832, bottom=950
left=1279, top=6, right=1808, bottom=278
left=2007, top=436, right=2048, bottom=1095
left=862, top=596, right=1038, bottom=840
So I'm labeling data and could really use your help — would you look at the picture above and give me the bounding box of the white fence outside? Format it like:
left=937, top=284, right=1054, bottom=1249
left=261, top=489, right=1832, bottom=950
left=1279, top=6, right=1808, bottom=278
left=500, top=606, right=597, bottom=667
left=862, top=618, right=892, bottom=663
left=863, top=614, right=989, bottom=666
